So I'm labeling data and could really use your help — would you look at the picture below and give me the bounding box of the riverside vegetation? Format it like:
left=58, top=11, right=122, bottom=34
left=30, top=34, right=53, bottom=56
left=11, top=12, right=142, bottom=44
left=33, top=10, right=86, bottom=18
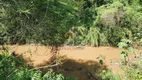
left=0, top=0, right=142, bottom=80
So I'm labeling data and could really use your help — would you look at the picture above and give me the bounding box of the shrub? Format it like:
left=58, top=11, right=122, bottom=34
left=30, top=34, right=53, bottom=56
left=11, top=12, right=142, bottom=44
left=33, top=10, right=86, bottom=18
left=0, top=50, right=77, bottom=80
left=121, top=58, right=142, bottom=80
left=96, top=69, right=121, bottom=80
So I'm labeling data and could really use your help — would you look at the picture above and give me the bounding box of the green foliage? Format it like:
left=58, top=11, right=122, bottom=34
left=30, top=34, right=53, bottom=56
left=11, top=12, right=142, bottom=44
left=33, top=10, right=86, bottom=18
left=0, top=1, right=142, bottom=80
left=97, top=70, right=121, bottom=80
left=0, top=51, right=26, bottom=80
left=0, top=51, right=77, bottom=80
left=117, top=39, right=135, bottom=65
left=0, top=0, right=142, bottom=46
left=0, top=0, right=80, bottom=46
left=96, top=55, right=106, bottom=65
left=120, top=51, right=128, bottom=65
left=65, top=0, right=141, bottom=46
left=117, top=39, right=142, bottom=80
left=133, top=30, right=142, bottom=46
left=65, top=26, right=107, bottom=46
left=121, top=57, right=142, bottom=80
left=42, top=69, right=64, bottom=80
left=110, top=28, right=132, bottom=45
left=97, top=1, right=124, bottom=27
left=64, top=26, right=87, bottom=45
left=118, top=42, right=128, bottom=48
left=85, top=27, right=100, bottom=46
left=120, top=51, right=128, bottom=58
left=65, top=76, right=78, bottom=80
left=118, top=39, right=132, bottom=48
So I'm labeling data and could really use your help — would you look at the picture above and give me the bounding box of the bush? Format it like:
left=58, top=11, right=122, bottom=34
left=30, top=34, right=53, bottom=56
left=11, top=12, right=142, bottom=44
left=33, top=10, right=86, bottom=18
left=0, top=50, right=77, bottom=80
left=96, top=69, right=121, bottom=80
left=121, top=58, right=142, bottom=80
left=110, top=27, right=132, bottom=46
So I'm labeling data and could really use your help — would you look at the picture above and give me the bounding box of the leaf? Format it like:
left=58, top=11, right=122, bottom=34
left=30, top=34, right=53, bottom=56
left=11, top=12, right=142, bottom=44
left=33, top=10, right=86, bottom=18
left=96, top=56, right=100, bottom=59
left=120, top=51, right=128, bottom=58
left=18, top=9, right=31, bottom=14
left=99, top=59, right=104, bottom=65
left=121, top=39, right=132, bottom=44
left=128, top=47, right=135, bottom=54
left=117, top=42, right=128, bottom=48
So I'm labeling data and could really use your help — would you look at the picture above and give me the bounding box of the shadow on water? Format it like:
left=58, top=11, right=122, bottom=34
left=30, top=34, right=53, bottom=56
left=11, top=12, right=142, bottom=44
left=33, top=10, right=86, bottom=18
left=51, top=58, right=108, bottom=80
left=21, top=54, right=108, bottom=80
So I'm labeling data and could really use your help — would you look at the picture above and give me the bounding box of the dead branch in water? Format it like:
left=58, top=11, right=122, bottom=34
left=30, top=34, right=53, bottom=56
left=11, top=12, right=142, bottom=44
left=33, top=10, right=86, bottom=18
left=33, top=62, right=61, bottom=70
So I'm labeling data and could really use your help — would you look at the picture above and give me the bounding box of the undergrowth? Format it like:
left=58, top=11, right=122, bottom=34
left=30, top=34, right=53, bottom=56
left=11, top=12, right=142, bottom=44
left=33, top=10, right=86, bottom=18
left=121, top=57, right=142, bottom=80
left=0, top=50, right=77, bottom=80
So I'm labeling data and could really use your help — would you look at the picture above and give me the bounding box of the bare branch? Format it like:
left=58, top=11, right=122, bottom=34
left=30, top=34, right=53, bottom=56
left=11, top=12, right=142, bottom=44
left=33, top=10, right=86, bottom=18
left=33, top=63, right=60, bottom=70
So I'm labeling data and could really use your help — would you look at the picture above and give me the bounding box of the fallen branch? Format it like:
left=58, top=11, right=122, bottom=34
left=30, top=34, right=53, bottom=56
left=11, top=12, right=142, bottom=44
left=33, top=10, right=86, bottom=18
left=33, top=63, right=61, bottom=70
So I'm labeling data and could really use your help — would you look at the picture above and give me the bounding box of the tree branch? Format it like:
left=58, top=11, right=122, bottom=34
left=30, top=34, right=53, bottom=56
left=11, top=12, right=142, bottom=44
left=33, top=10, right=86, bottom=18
left=33, top=63, right=60, bottom=70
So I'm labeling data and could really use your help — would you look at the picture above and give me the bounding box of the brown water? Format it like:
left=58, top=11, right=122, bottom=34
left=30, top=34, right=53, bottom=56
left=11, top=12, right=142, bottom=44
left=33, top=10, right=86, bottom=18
left=4, top=45, right=142, bottom=80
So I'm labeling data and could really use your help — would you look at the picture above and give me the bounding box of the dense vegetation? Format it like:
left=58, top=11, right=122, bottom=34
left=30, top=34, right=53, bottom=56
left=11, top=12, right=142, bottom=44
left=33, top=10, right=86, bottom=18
left=0, top=0, right=142, bottom=80
left=0, top=50, right=78, bottom=80
left=0, top=0, right=142, bottom=46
